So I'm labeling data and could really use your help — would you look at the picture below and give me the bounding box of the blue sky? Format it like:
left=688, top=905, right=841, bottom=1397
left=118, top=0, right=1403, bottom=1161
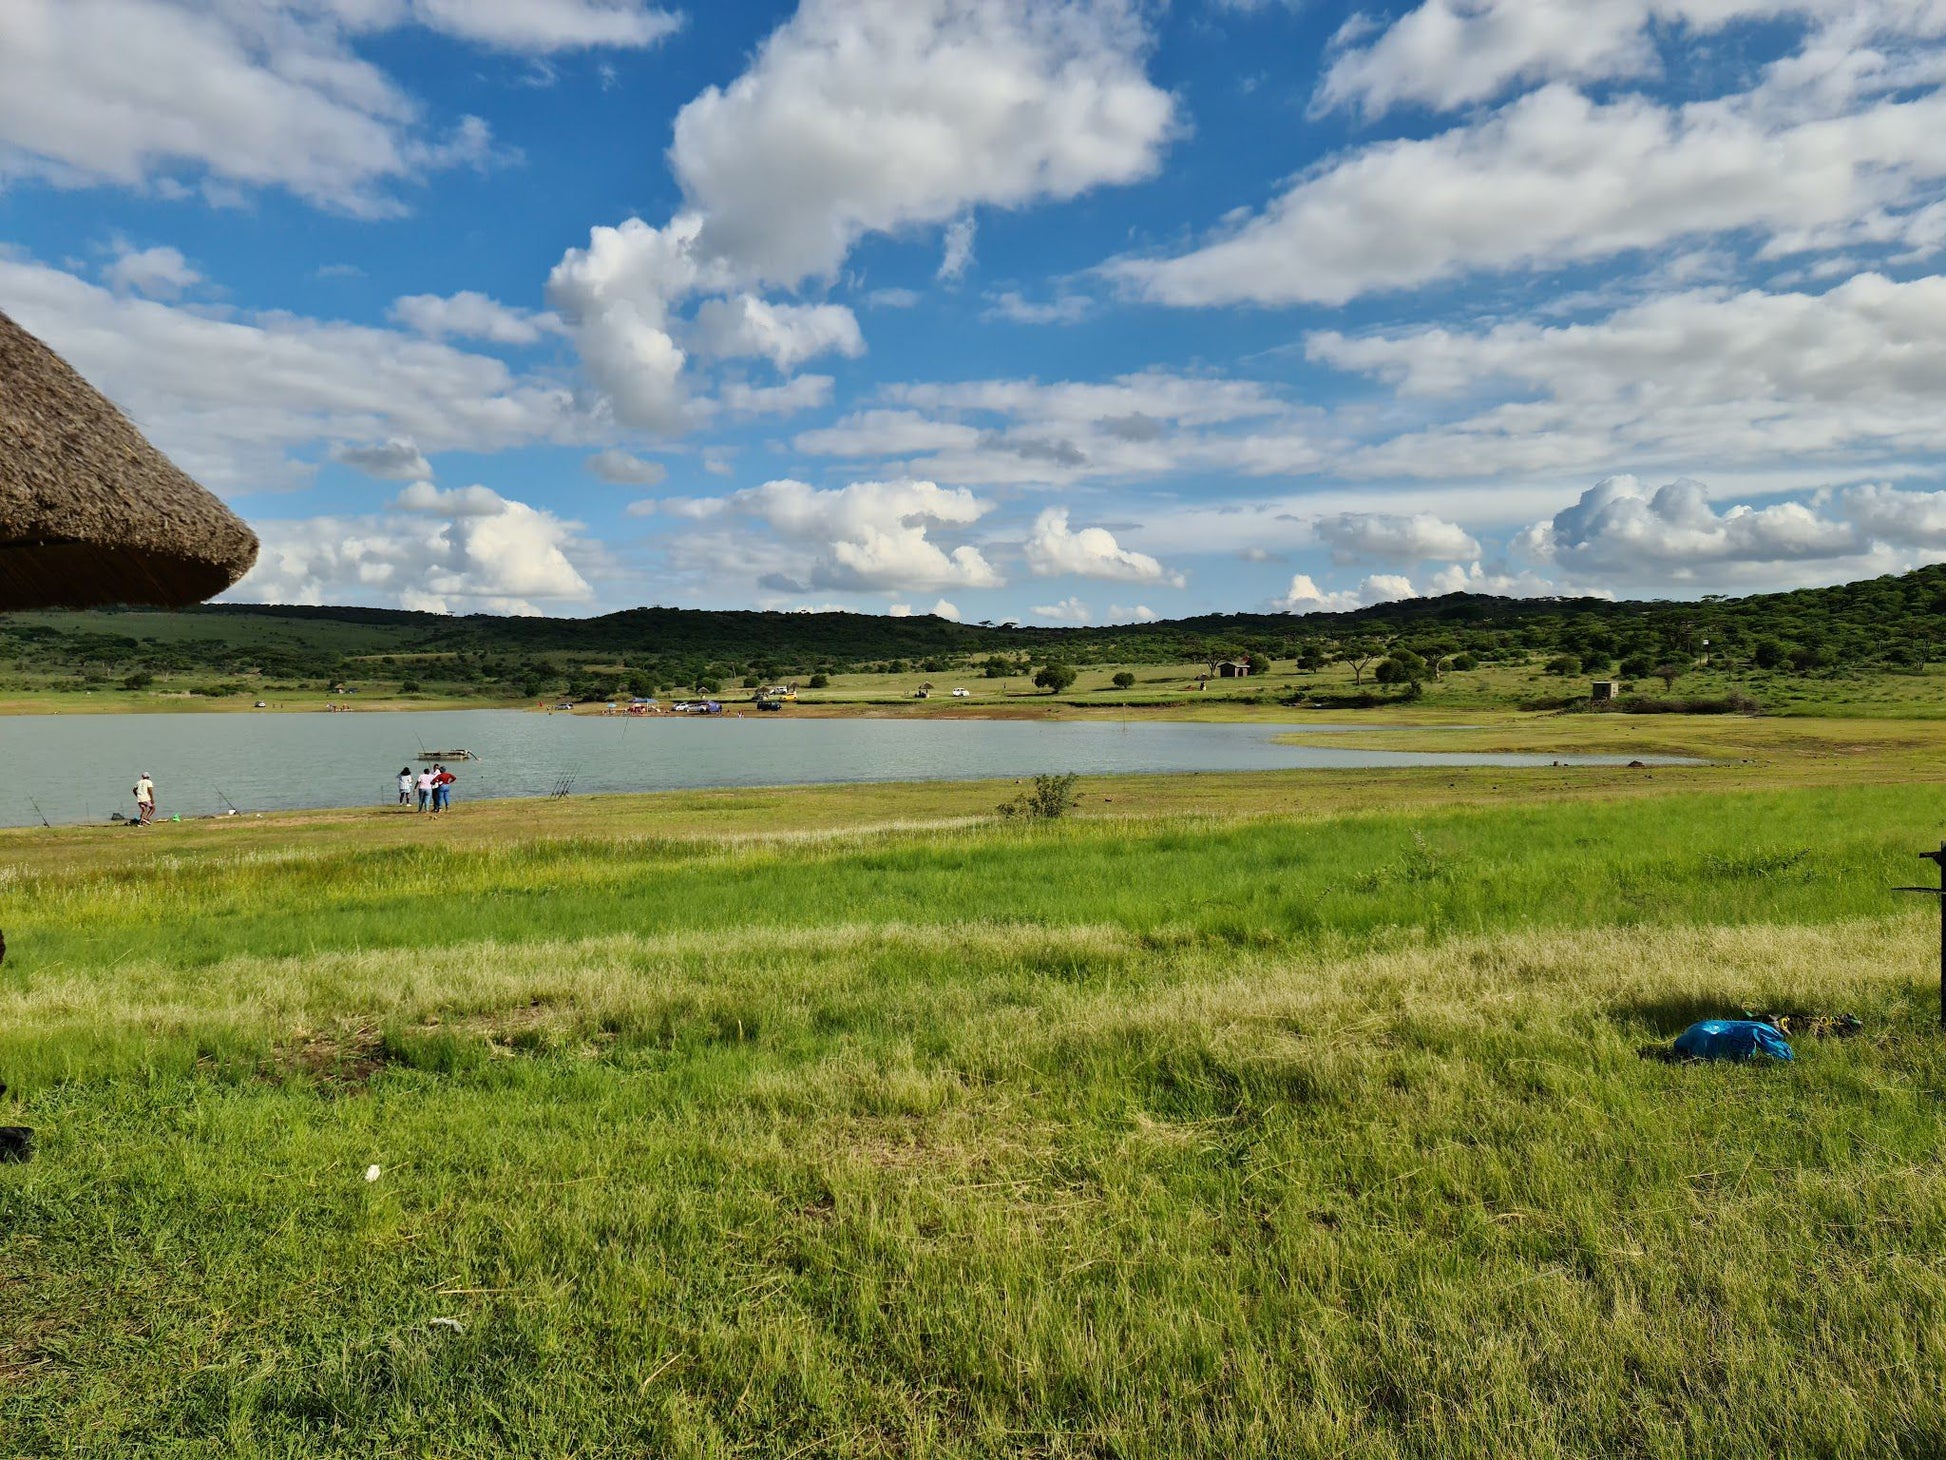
left=6, top=0, right=1946, bottom=622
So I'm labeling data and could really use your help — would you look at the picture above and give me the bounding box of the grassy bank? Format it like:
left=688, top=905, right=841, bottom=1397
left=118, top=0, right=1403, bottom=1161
left=4, top=766, right=1946, bottom=1455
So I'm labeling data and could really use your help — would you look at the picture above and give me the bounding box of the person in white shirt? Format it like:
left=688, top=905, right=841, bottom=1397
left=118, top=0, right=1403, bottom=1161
left=416, top=768, right=434, bottom=812
left=133, top=772, right=156, bottom=825
left=398, top=767, right=414, bottom=807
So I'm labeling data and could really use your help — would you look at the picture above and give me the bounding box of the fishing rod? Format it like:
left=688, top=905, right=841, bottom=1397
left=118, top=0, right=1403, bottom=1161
left=27, top=797, right=50, bottom=829
left=214, top=786, right=240, bottom=814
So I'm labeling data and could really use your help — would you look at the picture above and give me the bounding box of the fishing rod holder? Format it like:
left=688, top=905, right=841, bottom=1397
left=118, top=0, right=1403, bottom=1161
left=1893, top=842, right=1946, bottom=1027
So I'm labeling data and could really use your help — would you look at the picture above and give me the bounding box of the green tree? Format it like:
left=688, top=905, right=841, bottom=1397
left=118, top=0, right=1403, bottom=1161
left=1339, top=640, right=1385, bottom=686
left=1111, top=671, right=1136, bottom=689
left=1244, top=652, right=1271, bottom=675
left=1034, top=662, right=1077, bottom=693
left=807, top=673, right=830, bottom=689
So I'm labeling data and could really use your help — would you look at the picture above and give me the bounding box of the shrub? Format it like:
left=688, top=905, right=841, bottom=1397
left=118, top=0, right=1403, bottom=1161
left=997, top=773, right=1081, bottom=820
left=1603, top=693, right=1762, bottom=715
left=1111, top=671, right=1136, bottom=689
left=1543, top=655, right=1581, bottom=676
left=400, top=680, right=421, bottom=694
left=807, top=673, right=829, bottom=689
left=1375, top=650, right=1428, bottom=686
left=1447, top=654, right=1477, bottom=672
left=121, top=671, right=154, bottom=691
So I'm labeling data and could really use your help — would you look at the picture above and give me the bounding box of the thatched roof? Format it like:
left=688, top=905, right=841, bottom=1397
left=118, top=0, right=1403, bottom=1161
left=0, top=309, right=258, bottom=610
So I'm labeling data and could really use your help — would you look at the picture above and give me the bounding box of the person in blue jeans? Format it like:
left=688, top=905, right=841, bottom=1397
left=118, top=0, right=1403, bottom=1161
left=432, top=764, right=455, bottom=811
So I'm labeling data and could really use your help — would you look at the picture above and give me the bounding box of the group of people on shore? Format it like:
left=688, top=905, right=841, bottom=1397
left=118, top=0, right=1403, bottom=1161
left=398, top=764, right=457, bottom=812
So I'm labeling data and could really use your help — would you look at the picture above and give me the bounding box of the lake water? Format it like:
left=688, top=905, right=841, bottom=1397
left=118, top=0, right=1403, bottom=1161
left=0, top=709, right=1679, bottom=827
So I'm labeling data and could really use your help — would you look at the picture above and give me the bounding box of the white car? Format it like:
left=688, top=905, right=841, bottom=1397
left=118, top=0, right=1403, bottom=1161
left=951, top=687, right=970, bottom=697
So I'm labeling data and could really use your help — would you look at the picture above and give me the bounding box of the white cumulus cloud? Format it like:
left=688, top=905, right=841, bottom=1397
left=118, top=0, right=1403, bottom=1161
left=670, top=0, right=1175, bottom=284
left=546, top=0, right=1174, bottom=432
left=1113, top=66, right=1946, bottom=307
left=1030, top=595, right=1092, bottom=622
left=232, top=484, right=597, bottom=614
left=1276, top=572, right=1420, bottom=612
left=0, top=251, right=582, bottom=491
left=103, top=242, right=201, bottom=299
left=1023, top=506, right=1185, bottom=585
left=585, top=449, right=668, bottom=485
left=0, top=0, right=640, bottom=215
left=332, top=438, right=433, bottom=480
left=1520, top=475, right=1862, bottom=581
left=390, top=291, right=560, bottom=345
left=690, top=294, right=865, bottom=371
left=1314, top=511, right=1482, bottom=565
left=671, top=477, right=1004, bottom=594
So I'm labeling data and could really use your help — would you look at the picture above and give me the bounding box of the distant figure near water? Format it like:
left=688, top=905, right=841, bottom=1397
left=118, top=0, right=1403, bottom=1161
left=416, top=768, right=434, bottom=812
left=133, top=771, right=156, bottom=825
left=397, top=767, right=413, bottom=807
left=431, top=763, right=455, bottom=812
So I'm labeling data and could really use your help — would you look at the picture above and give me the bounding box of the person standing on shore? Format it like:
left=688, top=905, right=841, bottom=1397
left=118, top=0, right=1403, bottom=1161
left=416, top=767, right=434, bottom=812
left=133, top=772, right=156, bottom=825
left=397, top=767, right=413, bottom=807
left=433, top=763, right=455, bottom=811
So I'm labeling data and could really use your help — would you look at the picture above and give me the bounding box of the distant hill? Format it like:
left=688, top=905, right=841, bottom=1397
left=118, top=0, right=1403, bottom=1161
left=4, top=564, right=1943, bottom=697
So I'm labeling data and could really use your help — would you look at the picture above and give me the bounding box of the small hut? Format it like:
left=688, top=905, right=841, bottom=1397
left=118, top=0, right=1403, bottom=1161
left=1215, top=659, right=1251, bottom=678
left=0, top=310, right=258, bottom=610
left=1590, top=680, right=1619, bottom=703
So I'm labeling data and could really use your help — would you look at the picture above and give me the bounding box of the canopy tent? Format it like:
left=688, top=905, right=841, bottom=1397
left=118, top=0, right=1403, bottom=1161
left=0, top=310, right=258, bottom=611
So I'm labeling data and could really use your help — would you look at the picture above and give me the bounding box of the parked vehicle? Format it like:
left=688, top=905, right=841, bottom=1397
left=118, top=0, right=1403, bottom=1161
left=951, top=687, right=969, bottom=697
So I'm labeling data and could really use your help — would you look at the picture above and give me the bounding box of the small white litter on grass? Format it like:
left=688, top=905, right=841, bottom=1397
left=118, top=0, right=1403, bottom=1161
left=365, top=1164, right=382, bottom=1182
left=429, top=1317, right=464, bottom=1334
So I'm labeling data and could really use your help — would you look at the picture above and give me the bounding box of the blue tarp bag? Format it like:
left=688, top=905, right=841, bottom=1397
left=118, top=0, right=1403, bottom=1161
left=1672, top=1019, right=1794, bottom=1062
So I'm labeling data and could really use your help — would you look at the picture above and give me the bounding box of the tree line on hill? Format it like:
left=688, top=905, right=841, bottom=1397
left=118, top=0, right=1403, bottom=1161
left=2, top=563, right=1942, bottom=700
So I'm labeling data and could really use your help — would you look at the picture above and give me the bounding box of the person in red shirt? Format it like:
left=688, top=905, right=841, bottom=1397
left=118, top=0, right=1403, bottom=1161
left=431, top=764, right=456, bottom=812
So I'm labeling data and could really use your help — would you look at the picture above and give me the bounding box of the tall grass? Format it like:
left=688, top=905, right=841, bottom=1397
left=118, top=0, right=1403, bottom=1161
left=3, top=779, right=1945, bottom=1456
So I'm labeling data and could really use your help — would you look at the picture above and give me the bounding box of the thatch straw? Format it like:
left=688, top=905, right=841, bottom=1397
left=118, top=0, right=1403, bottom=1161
left=0, top=309, right=258, bottom=610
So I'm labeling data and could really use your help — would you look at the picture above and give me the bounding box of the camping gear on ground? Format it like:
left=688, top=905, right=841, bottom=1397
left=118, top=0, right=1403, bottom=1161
left=1672, top=1019, right=1795, bottom=1062
left=0, top=309, right=258, bottom=610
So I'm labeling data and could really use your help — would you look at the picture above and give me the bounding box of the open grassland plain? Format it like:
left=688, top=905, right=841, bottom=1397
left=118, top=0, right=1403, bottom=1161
left=6, top=745, right=1946, bottom=1457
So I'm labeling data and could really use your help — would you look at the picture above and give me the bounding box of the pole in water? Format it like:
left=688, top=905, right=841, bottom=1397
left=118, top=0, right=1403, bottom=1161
left=1893, top=842, right=1946, bottom=1028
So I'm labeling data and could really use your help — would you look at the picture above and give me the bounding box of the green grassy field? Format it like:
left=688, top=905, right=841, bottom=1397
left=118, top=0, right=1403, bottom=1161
left=6, top=641, right=1945, bottom=721
left=5, top=753, right=1946, bottom=1456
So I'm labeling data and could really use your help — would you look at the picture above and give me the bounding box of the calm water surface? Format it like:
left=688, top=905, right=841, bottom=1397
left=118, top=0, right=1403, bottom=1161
left=0, top=710, right=1679, bottom=827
